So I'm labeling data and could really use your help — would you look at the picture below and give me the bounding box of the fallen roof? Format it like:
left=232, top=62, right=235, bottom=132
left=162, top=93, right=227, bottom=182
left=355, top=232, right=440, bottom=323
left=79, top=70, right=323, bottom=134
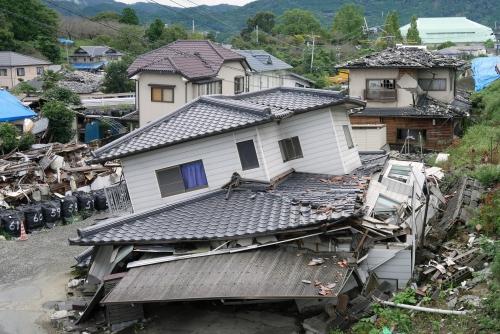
left=340, top=47, right=466, bottom=69
left=0, top=51, right=51, bottom=67
left=234, top=49, right=292, bottom=72
left=90, top=87, right=365, bottom=162
left=101, top=247, right=352, bottom=304
left=127, top=40, right=245, bottom=79
left=69, top=171, right=368, bottom=246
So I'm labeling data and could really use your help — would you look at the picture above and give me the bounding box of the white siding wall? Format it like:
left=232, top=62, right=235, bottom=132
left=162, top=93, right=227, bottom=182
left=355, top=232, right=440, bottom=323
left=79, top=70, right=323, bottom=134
left=352, top=125, right=387, bottom=151
left=122, top=127, right=269, bottom=212
left=218, top=61, right=248, bottom=95
left=361, top=248, right=412, bottom=290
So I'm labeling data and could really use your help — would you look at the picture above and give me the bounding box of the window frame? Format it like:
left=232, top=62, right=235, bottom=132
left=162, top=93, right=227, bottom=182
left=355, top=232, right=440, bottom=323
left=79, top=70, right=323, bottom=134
left=374, top=194, right=400, bottom=214
left=236, top=139, right=260, bottom=171
left=234, top=76, right=245, bottom=94
left=278, top=136, right=303, bottom=162
left=0, top=68, right=7, bottom=76
left=16, top=68, right=25, bottom=76
left=418, top=78, right=446, bottom=91
left=365, top=79, right=397, bottom=101
left=155, top=160, right=208, bottom=198
left=342, top=125, right=354, bottom=149
left=150, top=84, right=175, bottom=103
left=387, top=164, right=412, bottom=183
left=36, top=67, right=44, bottom=76
left=396, top=128, right=427, bottom=141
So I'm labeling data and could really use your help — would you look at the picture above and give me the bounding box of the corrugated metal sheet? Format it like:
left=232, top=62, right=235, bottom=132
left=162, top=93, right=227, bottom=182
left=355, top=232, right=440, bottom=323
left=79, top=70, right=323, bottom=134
left=102, top=248, right=352, bottom=304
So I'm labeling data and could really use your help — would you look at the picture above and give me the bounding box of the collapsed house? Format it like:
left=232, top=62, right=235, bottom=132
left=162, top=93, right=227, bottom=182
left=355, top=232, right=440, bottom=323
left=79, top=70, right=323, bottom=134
left=339, top=46, right=470, bottom=150
left=63, top=87, right=449, bottom=332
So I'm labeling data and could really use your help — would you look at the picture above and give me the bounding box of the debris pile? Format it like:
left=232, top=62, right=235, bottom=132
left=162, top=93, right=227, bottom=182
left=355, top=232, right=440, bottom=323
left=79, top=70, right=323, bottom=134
left=58, top=71, right=103, bottom=94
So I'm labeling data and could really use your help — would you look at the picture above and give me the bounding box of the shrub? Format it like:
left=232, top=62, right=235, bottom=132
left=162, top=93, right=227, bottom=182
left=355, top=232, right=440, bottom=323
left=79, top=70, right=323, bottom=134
left=0, top=123, right=19, bottom=153
left=393, top=288, right=418, bottom=305
left=42, top=100, right=75, bottom=143
left=472, top=164, right=500, bottom=186
left=42, top=86, right=81, bottom=105
left=18, top=132, right=35, bottom=151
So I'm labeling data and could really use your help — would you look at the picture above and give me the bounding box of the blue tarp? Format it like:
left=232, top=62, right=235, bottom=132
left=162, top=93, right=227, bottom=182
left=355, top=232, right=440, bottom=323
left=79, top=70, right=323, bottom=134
left=72, top=62, right=106, bottom=70
left=57, top=38, right=74, bottom=45
left=0, top=90, right=36, bottom=122
left=471, top=56, right=500, bottom=91
left=84, top=121, right=101, bottom=143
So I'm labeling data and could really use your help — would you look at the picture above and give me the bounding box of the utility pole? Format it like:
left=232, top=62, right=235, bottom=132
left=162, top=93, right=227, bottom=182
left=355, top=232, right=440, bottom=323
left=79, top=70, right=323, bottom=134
left=256, top=25, right=259, bottom=44
left=306, top=33, right=320, bottom=72
left=192, top=19, right=195, bottom=33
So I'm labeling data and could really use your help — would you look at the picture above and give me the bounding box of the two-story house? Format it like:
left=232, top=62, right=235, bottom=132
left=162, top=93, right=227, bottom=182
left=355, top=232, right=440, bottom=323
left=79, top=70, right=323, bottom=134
left=234, top=49, right=314, bottom=90
left=90, top=87, right=365, bottom=212
left=340, top=46, right=468, bottom=150
left=0, top=51, right=51, bottom=89
left=69, top=46, right=123, bottom=71
left=128, top=40, right=251, bottom=127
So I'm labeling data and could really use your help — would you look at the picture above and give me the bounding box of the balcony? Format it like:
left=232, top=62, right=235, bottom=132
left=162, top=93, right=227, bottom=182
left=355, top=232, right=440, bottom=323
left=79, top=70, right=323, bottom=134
left=364, top=89, right=397, bottom=101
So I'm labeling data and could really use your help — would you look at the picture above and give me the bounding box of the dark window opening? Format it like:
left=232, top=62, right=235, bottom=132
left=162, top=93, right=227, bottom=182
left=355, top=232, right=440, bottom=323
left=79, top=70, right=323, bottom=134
left=397, top=128, right=427, bottom=141
left=151, top=85, right=175, bottom=103
left=0, top=69, right=7, bottom=76
left=236, top=140, right=260, bottom=170
left=279, top=136, right=303, bottom=162
left=156, top=160, right=208, bottom=198
left=16, top=68, right=25, bottom=76
left=234, top=76, right=244, bottom=94
left=36, top=67, right=44, bottom=75
left=418, top=78, right=446, bottom=91
left=197, top=80, right=222, bottom=96
left=366, top=79, right=397, bottom=101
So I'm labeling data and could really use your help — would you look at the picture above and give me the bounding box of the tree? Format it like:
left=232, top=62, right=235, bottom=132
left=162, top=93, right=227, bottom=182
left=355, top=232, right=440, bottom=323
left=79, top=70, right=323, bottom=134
left=41, top=70, right=62, bottom=91
left=246, top=12, right=275, bottom=34
left=157, top=24, right=188, bottom=45
left=42, top=101, right=75, bottom=143
left=36, top=37, right=60, bottom=62
left=484, top=39, right=495, bottom=48
left=119, top=8, right=139, bottom=25
left=11, top=81, right=36, bottom=95
left=0, top=123, right=19, bottom=154
left=92, top=11, right=121, bottom=22
left=103, top=60, right=135, bottom=93
left=43, top=87, right=81, bottom=105
left=406, top=16, right=421, bottom=44
left=331, top=4, right=364, bottom=42
left=383, top=11, right=403, bottom=45
left=274, top=9, right=321, bottom=36
left=145, top=19, right=165, bottom=43
left=110, top=25, right=146, bottom=56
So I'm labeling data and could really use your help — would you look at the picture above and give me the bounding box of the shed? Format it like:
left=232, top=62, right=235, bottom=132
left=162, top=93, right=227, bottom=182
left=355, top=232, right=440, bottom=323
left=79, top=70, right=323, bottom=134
left=0, top=90, right=37, bottom=122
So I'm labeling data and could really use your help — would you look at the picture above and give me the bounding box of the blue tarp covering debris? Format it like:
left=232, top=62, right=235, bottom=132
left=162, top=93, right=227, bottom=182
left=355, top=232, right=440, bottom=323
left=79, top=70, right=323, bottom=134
left=57, top=38, right=74, bottom=45
left=471, top=56, right=500, bottom=91
left=72, top=62, right=106, bottom=70
left=0, top=90, right=36, bottom=122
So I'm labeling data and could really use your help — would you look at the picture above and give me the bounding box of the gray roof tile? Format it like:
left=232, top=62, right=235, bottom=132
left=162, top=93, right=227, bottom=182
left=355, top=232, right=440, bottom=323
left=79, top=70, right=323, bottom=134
left=0, top=51, right=51, bottom=67
left=70, top=172, right=368, bottom=246
left=91, top=87, right=365, bottom=162
left=234, top=50, right=292, bottom=72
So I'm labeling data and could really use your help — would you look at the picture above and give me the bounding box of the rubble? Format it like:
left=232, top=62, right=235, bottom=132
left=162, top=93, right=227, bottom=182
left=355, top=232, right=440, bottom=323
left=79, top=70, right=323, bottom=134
left=58, top=71, right=104, bottom=94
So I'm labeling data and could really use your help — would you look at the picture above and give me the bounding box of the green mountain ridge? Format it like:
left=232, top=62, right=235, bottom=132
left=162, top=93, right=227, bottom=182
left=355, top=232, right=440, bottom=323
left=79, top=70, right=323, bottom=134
left=44, top=0, right=499, bottom=39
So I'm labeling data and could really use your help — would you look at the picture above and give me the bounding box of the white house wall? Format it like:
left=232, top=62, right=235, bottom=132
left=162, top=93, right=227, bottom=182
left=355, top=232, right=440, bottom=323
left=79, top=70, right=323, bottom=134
left=352, top=124, right=387, bottom=151
left=218, top=61, right=247, bottom=95
left=360, top=248, right=412, bottom=290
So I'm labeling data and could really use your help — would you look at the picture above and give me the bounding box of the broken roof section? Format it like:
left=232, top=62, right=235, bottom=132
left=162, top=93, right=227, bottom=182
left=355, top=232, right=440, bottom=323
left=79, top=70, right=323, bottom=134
left=101, top=248, right=352, bottom=304
left=127, top=40, right=245, bottom=79
left=340, top=47, right=466, bottom=69
left=90, top=87, right=365, bottom=162
left=234, top=49, right=293, bottom=72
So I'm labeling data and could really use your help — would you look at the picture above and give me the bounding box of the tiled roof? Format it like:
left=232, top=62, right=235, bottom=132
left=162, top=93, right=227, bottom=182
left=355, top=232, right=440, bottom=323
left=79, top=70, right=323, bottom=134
left=74, top=46, right=122, bottom=57
left=69, top=172, right=366, bottom=246
left=0, top=51, right=51, bottom=67
left=91, top=87, right=365, bottom=162
left=340, top=47, right=466, bottom=69
left=128, top=40, right=245, bottom=78
left=234, top=50, right=292, bottom=72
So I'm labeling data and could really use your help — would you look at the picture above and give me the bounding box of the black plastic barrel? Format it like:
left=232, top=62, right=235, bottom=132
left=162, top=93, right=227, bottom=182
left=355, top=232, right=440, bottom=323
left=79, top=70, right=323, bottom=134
left=61, top=195, right=78, bottom=223
left=0, top=210, right=23, bottom=237
left=20, top=204, right=44, bottom=232
left=75, top=192, right=95, bottom=212
left=93, top=190, right=108, bottom=211
left=41, top=200, right=61, bottom=225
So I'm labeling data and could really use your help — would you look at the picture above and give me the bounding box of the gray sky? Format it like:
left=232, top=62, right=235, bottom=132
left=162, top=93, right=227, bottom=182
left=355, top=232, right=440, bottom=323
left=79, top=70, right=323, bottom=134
left=117, top=0, right=256, bottom=6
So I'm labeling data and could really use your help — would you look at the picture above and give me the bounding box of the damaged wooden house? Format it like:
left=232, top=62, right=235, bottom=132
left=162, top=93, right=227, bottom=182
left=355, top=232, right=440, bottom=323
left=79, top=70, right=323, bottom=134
left=339, top=46, right=470, bottom=151
left=68, top=87, right=445, bottom=332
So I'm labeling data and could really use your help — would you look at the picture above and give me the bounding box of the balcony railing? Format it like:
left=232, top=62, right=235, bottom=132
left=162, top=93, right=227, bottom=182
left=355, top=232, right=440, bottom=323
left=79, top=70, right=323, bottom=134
left=364, top=89, right=397, bottom=101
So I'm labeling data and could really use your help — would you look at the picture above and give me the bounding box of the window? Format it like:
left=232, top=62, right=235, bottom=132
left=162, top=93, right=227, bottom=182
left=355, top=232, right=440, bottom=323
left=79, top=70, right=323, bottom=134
left=0, top=69, right=7, bottom=76
left=295, top=82, right=305, bottom=88
left=387, top=164, right=412, bottom=183
left=342, top=125, right=354, bottom=149
left=16, top=68, right=25, bottom=76
left=236, top=140, right=259, bottom=170
left=365, top=79, right=397, bottom=101
left=156, top=160, right=208, bottom=198
left=374, top=194, right=400, bottom=214
left=396, top=128, right=427, bottom=141
left=234, top=76, right=244, bottom=94
left=197, top=80, right=222, bottom=96
left=418, top=79, right=446, bottom=91
left=278, top=136, right=303, bottom=162
left=36, top=67, right=44, bottom=75
left=151, top=85, right=174, bottom=103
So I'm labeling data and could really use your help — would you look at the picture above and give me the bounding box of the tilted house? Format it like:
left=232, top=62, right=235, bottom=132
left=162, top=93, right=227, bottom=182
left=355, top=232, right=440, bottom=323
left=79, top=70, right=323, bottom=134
left=340, top=46, right=469, bottom=150
left=90, top=87, right=365, bottom=212
left=234, top=49, right=314, bottom=90
left=0, top=51, right=51, bottom=89
left=128, top=40, right=250, bottom=127
left=69, top=46, right=123, bottom=71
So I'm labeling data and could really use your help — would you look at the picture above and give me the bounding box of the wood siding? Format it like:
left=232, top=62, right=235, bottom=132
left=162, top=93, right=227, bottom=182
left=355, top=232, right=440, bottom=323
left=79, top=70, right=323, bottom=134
left=350, top=116, right=454, bottom=150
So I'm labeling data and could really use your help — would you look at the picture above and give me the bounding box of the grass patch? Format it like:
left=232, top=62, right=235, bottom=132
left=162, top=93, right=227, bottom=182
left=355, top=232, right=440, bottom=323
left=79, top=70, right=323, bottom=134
left=471, top=165, right=500, bottom=186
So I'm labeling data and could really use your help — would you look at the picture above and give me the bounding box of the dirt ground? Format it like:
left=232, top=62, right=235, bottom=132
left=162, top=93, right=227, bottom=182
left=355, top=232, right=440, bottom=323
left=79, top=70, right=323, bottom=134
left=0, top=213, right=109, bottom=334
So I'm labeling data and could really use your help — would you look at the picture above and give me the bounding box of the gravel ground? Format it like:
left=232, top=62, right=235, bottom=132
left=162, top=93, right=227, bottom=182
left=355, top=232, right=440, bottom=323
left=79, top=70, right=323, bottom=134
left=0, top=212, right=111, bottom=284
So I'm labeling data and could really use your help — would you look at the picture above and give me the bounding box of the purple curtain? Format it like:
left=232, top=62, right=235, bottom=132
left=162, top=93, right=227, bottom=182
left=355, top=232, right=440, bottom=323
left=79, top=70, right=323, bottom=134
left=180, top=161, right=208, bottom=189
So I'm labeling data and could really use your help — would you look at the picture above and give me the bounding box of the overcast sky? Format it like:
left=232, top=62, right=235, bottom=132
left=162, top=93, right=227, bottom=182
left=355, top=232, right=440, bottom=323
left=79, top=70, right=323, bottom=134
left=117, top=0, right=256, bottom=6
